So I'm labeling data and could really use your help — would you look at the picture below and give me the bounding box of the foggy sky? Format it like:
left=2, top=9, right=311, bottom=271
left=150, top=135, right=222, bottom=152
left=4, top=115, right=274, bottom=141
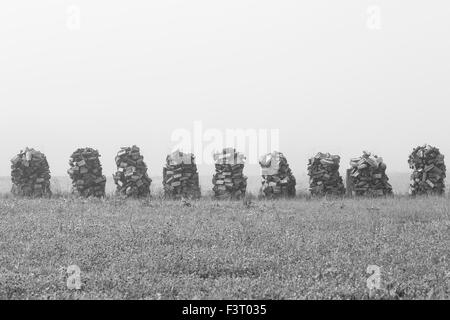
left=1, top=1, right=449, bottom=178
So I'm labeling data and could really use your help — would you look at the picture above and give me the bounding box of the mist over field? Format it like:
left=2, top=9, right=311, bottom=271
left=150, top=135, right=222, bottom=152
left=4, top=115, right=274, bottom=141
left=1, top=1, right=450, bottom=178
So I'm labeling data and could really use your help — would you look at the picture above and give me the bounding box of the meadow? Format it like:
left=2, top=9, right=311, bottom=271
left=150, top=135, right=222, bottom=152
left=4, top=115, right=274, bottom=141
left=0, top=194, right=449, bottom=300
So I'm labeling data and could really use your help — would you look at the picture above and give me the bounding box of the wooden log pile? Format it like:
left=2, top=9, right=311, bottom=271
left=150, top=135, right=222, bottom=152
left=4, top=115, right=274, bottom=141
left=68, top=147, right=106, bottom=198
left=308, top=152, right=345, bottom=196
left=408, top=144, right=446, bottom=196
left=212, top=148, right=247, bottom=199
left=348, top=151, right=393, bottom=196
left=112, top=145, right=152, bottom=197
left=259, top=151, right=296, bottom=198
left=10, top=147, right=52, bottom=197
left=163, top=150, right=201, bottom=199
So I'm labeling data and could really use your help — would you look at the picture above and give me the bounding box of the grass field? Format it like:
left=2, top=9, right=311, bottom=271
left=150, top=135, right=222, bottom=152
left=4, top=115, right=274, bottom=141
left=0, top=196, right=449, bottom=300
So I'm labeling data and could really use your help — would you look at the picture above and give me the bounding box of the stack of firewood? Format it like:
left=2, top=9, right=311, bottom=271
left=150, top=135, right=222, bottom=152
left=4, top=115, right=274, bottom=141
left=68, top=147, right=106, bottom=198
left=163, top=150, right=201, bottom=199
left=308, top=152, right=345, bottom=196
left=259, top=151, right=296, bottom=198
left=348, top=151, right=393, bottom=196
left=212, top=148, right=247, bottom=199
left=408, top=144, right=446, bottom=196
left=10, top=147, right=52, bottom=197
left=112, top=145, right=152, bottom=197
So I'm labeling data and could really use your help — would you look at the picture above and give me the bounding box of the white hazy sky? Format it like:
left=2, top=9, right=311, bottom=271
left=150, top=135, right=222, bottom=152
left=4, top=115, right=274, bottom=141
left=0, top=1, right=449, bottom=177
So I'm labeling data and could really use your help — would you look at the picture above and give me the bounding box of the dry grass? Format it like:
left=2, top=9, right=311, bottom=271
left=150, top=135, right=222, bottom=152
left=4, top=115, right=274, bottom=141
left=0, top=196, right=449, bottom=300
